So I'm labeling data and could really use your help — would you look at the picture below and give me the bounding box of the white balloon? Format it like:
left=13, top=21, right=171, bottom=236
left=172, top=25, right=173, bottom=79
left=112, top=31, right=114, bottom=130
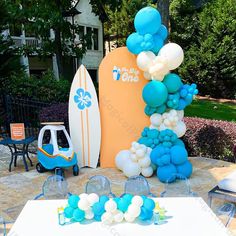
left=150, top=113, right=162, bottom=127
left=115, top=150, right=131, bottom=171
left=159, top=123, right=167, bottom=131
left=136, top=51, right=155, bottom=71
left=128, top=204, right=141, bottom=218
left=141, top=166, right=154, bottom=177
left=105, top=199, right=117, bottom=213
left=144, top=71, right=152, bottom=80
left=158, top=43, right=184, bottom=70
left=138, top=156, right=151, bottom=168
left=85, top=209, right=94, bottom=220
left=177, top=110, right=184, bottom=120
left=132, top=196, right=143, bottom=207
left=78, top=198, right=90, bottom=211
left=130, top=153, right=138, bottom=162
left=114, top=211, right=124, bottom=223
left=130, top=147, right=136, bottom=153
left=87, top=193, right=99, bottom=206
left=174, top=121, right=186, bottom=137
left=123, top=161, right=141, bottom=177
left=79, top=193, right=88, bottom=199
left=124, top=212, right=136, bottom=223
left=136, top=149, right=145, bottom=158
left=101, top=212, right=113, bottom=224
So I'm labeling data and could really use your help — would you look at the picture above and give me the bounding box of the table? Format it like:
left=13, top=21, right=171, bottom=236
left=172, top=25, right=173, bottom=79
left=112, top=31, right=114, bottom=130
left=0, top=137, right=36, bottom=172
left=9, top=198, right=232, bottom=236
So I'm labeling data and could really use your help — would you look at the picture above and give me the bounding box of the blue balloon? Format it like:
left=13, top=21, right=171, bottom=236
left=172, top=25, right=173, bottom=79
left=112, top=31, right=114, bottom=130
left=122, top=194, right=133, bottom=204
left=73, top=208, right=85, bottom=222
left=157, top=24, right=168, bottom=40
left=156, top=104, right=167, bottom=114
left=152, top=34, right=164, bottom=54
left=126, top=32, right=143, bottom=55
left=68, top=195, right=80, bottom=209
left=92, top=202, right=105, bottom=215
left=163, top=73, right=183, bottom=93
left=134, top=7, right=161, bottom=35
left=118, top=198, right=129, bottom=212
left=157, top=164, right=177, bottom=183
left=64, top=206, right=74, bottom=219
left=177, top=99, right=187, bottom=110
left=143, top=198, right=155, bottom=211
left=99, top=195, right=109, bottom=205
left=139, top=206, right=153, bottom=220
left=174, top=139, right=185, bottom=147
left=142, top=81, right=168, bottom=107
left=94, top=214, right=102, bottom=221
left=176, top=160, right=193, bottom=178
left=170, top=145, right=188, bottom=165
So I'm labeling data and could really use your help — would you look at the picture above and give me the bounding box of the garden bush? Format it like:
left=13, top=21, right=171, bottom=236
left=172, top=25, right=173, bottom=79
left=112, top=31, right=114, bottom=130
left=183, top=117, right=236, bottom=162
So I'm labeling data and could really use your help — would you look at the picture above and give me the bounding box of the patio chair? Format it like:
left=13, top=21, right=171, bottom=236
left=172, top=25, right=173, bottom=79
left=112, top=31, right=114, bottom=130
left=123, top=175, right=156, bottom=197
left=161, top=174, right=197, bottom=197
left=216, top=203, right=236, bottom=227
left=85, top=175, right=116, bottom=197
left=34, top=175, right=71, bottom=200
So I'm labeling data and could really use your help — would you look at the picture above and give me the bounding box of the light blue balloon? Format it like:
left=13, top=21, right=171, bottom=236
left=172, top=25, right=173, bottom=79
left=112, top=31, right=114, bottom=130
left=68, top=195, right=80, bottom=209
left=163, top=73, right=183, bottom=93
left=177, top=99, right=187, bottom=110
left=176, top=160, right=193, bottom=178
left=64, top=206, right=74, bottom=219
left=152, top=34, right=164, bottom=54
left=143, top=198, right=155, bottom=211
left=170, top=145, right=188, bottom=165
left=126, top=32, right=143, bottom=55
left=73, top=208, right=85, bottom=222
left=142, top=81, right=168, bottom=107
left=157, top=24, right=168, bottom=40
left=118, top=198, right=129, bottom=212
left=157, top=164, right=177, bottom=183
left=134, top=7, right=161, bottom=35
left=92, top=202, right=105, bottom=215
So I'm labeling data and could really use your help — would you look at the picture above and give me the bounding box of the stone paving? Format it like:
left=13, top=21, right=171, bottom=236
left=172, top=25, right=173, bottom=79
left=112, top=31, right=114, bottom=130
left=0, top=146, right=236, bottom=235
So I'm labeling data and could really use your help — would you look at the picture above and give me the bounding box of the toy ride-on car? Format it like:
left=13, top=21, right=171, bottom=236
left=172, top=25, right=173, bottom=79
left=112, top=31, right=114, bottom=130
left=37, top=124, right=79, bottom=176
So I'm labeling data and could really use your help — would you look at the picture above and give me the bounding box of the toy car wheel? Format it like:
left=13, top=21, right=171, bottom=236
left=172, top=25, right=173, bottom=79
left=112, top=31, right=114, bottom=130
left=36, top=163, right=46, bottom=173
left=73, top=165, right=79, bottom=176
left=55, top=168, right=64, bottom=177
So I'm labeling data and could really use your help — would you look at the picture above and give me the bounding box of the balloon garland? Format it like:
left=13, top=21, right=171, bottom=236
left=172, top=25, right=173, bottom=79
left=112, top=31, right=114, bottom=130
left=115, top=6, right=198, bottom=182
left=59, top=194, right=166, bottom=225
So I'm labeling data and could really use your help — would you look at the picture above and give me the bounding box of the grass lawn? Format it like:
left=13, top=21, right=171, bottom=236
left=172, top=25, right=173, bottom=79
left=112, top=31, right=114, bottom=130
left=185, top=99, right=236, bottom=122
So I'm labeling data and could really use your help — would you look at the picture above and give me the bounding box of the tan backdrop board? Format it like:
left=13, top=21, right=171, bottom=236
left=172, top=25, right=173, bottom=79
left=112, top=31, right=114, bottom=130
left=99, top=47, right=149, bottom=168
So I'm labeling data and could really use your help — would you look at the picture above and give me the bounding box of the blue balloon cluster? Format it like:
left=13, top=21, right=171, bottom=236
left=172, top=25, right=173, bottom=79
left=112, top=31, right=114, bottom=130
left=150, top=144, right=192, bottom=183
left=143, top=75, right=198, bottom=116
left=126, top=7, right=168, bottom=55
left=138, top=128, right=179, bottom=149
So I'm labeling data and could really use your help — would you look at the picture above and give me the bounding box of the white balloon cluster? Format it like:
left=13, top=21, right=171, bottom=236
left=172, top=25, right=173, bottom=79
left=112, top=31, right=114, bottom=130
left=102, top=196, right=144, bottom=224
left=115, top=142, right=153, bottom=178
left=78, top=193, right=99, bottom=219
left=150, top=110, right=186, bottom=137
left=137, top=43, right=184, bottom=81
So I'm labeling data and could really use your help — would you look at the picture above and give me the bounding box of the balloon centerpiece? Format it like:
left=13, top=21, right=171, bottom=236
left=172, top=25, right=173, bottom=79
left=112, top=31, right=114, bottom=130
left=115, top=6, right=198, bottom=183
left=59, top=194, right=167, bottom=225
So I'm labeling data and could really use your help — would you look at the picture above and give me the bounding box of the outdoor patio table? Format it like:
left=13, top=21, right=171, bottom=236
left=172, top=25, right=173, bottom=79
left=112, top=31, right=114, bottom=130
left=0, top=136, right=36, bottom=172
left=8, top=197, right=231, bottom=236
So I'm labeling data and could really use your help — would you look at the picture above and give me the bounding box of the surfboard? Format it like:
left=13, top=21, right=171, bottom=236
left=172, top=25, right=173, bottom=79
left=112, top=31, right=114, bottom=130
left=99, top=47, right=149, bottom=168
left=69, top=65, right=101, bottom=168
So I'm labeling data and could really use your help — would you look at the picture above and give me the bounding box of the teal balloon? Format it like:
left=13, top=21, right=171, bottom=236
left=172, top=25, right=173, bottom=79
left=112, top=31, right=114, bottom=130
left=157, top=24, right=168, bottom=40
left=143, top=198, right=155, bottom=211
left=126, top=32, right=143, bottom=55
left=73, top=208, right=85, bottom=222
left=99, top=195, right=109, bottom=205
left=176, top=161, right=193, bottom=178
left=157, top=164, right=177, bottom=183
left=142, top=81, right=168, bottom=107
left=134, top=7, right=161, bottom=35
left=170, top=145, right=188, bottom=165
left=64, top=206, right=74, bottom=219
left=92, top=202, right=105, bottom=215
left=94, top=214, right=102, bottom=221
left=163, top=73, right=183, bottom=93
left=139, top=207, right=153, bottom=220
left=174, top=139, right=185, bottom=147
left=118, top=198, right=129, bottom=212
left=68, top=195, right=80, bottom=209
left=122, top=194, right=133, bottom=204
left=152, top=34, right=164, bottom=54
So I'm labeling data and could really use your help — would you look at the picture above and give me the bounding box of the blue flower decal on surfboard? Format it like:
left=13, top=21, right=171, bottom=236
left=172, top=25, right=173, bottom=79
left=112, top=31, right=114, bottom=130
left=74, top=88, right=92, bottom=110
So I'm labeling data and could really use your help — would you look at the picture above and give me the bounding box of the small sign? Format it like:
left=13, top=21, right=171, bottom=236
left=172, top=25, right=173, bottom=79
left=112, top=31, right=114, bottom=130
left=10, top=123, right=25, bottom=140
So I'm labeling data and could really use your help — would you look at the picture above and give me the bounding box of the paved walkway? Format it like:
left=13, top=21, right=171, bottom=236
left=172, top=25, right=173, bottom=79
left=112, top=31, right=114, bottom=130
left=0, top=149, right=236, bottom=235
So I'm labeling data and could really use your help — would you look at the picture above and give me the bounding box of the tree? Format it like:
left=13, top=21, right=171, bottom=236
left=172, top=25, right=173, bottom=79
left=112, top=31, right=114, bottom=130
left=156, top=0, right=170, bottom=31
left=7, top=0, right=88, bottom=78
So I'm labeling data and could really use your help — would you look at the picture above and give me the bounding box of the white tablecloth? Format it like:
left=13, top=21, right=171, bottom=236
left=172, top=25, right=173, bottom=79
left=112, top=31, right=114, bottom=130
left=8, top=197, right=232, bottom=236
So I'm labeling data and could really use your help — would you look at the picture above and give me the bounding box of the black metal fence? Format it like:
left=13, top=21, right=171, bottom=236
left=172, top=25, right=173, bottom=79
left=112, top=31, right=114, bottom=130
left=2, top=95, right=50, bottom=137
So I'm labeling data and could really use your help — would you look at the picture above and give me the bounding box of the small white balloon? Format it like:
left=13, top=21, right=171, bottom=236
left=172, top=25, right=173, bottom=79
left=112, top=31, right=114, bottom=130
left=132, top=196, right=143, bottom=207
left=158, top=43, right=184, bottom=70
left=141, top=166, right=154, bottom=177
left=87, top=193, right=99, bottom=206
left=123, top=161, right=141, bottom=177
left=138, top=156, right=151, bottom=168
left=174, top=121, right=187, bottom=137
left=115, top=150, right=131, bottom=171
left=136, top=149, right=145, bottom=158
left=136, top=51, right=155, bottom=71
left=133, top=142, right=140, bottom=149
left=105, top=199, right=117, bottom=213
left=130, top=147, right=136, bottom=153
left=101, top=212, right=113, bottom=224
left=128, top=204, right=141, bottom=218
left=79, top=193, right=88, bottom=199
left=114, top=211, right=124, bottom=223
left=150, top=113, right=162, bottom=127
left=130, top=153, right=138, bottom=162
left=78, top=198, right=90, bottom=211
left=159, top=123, right=167, bottom=131
left=124, top=212, right=136, bottom=223
left=85, top=209, right=94, bottom=220
left=144, top=71, right=152, bottom=80
left=177, top=110, right=184, bottom=120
